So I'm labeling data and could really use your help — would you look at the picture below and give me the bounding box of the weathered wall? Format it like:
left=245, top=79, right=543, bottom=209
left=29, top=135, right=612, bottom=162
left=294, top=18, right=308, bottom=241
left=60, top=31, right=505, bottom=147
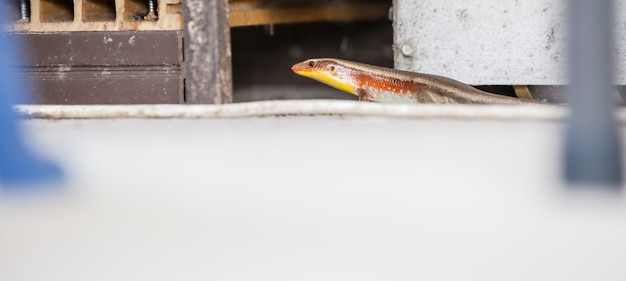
left=393, top=0, right=626, bottom=85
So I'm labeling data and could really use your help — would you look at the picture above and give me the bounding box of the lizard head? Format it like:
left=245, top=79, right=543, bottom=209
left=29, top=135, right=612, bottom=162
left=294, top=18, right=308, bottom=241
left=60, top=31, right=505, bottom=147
left=291, top=58, right=358, bottom=95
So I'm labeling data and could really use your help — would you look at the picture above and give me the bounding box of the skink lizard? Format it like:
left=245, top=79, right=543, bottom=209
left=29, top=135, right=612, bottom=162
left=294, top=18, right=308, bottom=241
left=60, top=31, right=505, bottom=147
left=291, top=58, right=543, bottom=104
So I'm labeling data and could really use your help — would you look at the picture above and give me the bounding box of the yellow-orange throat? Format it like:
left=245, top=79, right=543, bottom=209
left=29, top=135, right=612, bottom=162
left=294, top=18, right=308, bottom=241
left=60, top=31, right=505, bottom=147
left=291, top=60, right=357, bottom=95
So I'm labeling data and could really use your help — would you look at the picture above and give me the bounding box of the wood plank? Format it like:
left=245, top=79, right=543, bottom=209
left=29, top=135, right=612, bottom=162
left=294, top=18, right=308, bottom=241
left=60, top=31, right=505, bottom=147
left=12, top=31, right=182, bottom=66
left=7, top=31, right=183, bottom=104
left=22, top=67, right=182, bottom=104
left=229, top=2, right=390, bottom=27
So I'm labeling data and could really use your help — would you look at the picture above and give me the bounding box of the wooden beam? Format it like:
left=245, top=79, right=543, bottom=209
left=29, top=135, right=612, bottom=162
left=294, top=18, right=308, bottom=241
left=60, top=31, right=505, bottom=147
left=229, top=1, right=390, bottom=27
left=183, top=0, right=233, bottom=104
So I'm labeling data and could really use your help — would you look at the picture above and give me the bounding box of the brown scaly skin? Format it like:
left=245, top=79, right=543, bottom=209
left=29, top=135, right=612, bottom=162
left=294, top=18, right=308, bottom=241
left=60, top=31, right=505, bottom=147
left=292, top=58, right=544, bottom=105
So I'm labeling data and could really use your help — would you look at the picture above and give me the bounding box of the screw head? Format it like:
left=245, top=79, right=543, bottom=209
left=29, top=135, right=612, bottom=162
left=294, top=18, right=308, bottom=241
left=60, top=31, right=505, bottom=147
left=400, top=44, right=414, bottom=57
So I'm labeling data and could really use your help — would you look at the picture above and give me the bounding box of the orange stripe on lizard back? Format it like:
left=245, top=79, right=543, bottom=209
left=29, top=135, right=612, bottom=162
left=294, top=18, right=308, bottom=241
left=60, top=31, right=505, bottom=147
left=352, top=70, right=425, bottom=95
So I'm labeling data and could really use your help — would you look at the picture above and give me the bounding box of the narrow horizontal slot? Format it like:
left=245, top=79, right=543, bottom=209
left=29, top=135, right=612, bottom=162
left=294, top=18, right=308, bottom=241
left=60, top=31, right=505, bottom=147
left=166, top=3, right=180, bottom=15
left=124, top=0, right=157, bottom=21
left=83, top=0, right=116, bottom=22
left=40, top=0, right=74, bottom=22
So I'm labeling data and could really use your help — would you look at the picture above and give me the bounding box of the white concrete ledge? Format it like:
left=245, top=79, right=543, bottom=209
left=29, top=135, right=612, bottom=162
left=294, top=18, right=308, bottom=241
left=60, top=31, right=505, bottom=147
left=14, top=100, right=570, bottom=121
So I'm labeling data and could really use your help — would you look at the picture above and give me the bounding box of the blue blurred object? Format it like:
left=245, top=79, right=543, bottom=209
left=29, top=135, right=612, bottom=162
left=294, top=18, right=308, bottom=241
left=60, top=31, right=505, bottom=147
left=0, top=8, right=62, bottom=187
left=564, top=0, right=622, bottom=188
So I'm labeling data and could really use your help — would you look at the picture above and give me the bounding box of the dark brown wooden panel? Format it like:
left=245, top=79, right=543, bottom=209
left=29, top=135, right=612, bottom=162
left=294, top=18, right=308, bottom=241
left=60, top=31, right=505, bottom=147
left=6, top=31, right=183, bottom=104
left=20, top=67, right=182, bottom=104
left=9, top=31, right=182, bottom=66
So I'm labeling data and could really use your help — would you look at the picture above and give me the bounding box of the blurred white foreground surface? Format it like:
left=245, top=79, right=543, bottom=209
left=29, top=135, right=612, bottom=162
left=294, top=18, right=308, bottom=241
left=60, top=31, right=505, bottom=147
left=1, top=116, right=626, bottom=281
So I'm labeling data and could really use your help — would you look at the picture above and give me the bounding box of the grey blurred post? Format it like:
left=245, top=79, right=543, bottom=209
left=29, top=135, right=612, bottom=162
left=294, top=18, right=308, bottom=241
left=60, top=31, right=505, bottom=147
left=565, top=0, right=622, bottom=187
left=182, top=0, right=233, bottom=104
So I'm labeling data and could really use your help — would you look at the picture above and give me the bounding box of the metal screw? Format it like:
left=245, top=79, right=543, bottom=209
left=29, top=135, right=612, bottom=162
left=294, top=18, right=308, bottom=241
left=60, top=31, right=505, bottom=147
left=400, top=44, right=414, bottom=57
left=19, top=0, right=29, bottom=22
left=144, top=0, right=158, bottom=21
left=148, top=0, right=155, bottom=13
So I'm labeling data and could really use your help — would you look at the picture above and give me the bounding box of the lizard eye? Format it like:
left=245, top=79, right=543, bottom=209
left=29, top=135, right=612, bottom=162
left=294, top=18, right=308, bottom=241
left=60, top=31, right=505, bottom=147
left=328, top=65, right=335, bottom=71
left=308, top=61, right=316, bottom=67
